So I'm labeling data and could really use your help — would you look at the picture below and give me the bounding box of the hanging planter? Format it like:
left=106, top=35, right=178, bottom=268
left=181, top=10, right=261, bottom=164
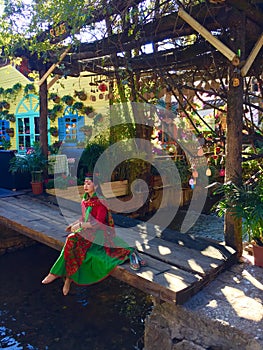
left=74, top=90, right=87, bottom=101
left=0, top=109, right=9, bottom=119
left=1, top=100, right=10, bottom=110
left=13, top=83, right=22, bottom=92
left=61, top=95, right=74, bottom=106
left=83, top=106, right=95, bottom=117
left=6, top=127, right=14, bottom=137
left=49, top=93, right=61, bottom=104
left=48, top=104, right=63, bottom=121
left=73, top=101, right=84, bottom=111
left=48, top=113, right=57, bottom=122
left=24, top=83, right=36, bottom=96
left=48, top=126, right=59, bottom=137
left=7, top=113, right=16, bottom=122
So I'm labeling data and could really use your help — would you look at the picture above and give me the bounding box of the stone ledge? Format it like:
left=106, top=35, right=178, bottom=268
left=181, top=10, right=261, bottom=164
left=144, top=262, right=263, bottom=350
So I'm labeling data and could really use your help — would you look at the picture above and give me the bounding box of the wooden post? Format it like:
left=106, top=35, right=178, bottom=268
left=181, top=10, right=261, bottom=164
left=224, top=11, right=245, bottom=258
left=39, top=69, right=49, bottom=180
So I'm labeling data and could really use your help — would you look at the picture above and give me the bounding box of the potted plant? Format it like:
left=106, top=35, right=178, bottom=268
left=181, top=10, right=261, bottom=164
left=0, top=137, right=11, bottom=150
left=214, top=177, right=263, bottom=266
left=7, top=113, right=16, bottom=122
left=13, top=83, right=22, bottom=92
left=61, top=95, right=74, bottom=106
left=83, top=105, right=94, bottom=116
left=74, top=90, right=87, bottom=101
left=48, top=92, right=61, bottom=103
left=48, top=104, right=63, bottom=121
left=48, top=126, right=59, bottom=137
left=72, top=101, right=84, bottom=111
left=9, top=143, right=48, bottom=195
left=6, top=127, right=14, bottom=137
left=24, top=83, right=36, bottom=96
left=1, top=100, right=10, bottom=110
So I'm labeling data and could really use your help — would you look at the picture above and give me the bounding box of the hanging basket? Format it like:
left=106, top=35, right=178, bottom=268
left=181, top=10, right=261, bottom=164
left=74, top=90, right=87, bottom=101
left=61, top=95, right=74, bottom=106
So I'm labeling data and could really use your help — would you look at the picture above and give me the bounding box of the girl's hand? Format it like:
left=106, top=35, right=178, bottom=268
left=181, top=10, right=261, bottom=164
left=71, top=222, right=82, bottom=232
left=65, top=225, right=72, bottom=232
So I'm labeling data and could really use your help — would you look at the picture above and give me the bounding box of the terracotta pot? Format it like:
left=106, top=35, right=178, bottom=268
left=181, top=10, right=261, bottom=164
left=31, top=181, right=43, bottom=195
left=253, top=245, right=263, bottom=267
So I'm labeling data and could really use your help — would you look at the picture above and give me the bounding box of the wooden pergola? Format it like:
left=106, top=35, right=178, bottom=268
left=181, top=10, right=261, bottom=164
left=16, top=0, right=263, bottom=257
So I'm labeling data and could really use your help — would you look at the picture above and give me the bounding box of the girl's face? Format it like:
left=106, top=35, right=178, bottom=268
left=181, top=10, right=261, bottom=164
left=84, top=179, right=96, bottom=195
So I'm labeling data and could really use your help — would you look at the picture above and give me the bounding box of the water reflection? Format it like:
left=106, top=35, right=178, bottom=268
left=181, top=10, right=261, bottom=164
left=0, top=244, right=152, bottom=349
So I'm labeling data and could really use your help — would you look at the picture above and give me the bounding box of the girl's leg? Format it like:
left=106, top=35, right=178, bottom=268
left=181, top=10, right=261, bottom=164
left=42, top=273, right=59, bottom=284
left=62, top=277, right=72, bottom=296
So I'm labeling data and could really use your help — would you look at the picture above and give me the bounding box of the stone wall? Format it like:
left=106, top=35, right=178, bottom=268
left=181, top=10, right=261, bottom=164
left=144, top=302, right=262, bottom=350
left=0, top=223, right=36, bottom=255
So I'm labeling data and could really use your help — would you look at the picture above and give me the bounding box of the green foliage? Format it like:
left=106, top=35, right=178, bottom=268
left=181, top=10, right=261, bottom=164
left=61, top=95, right=74, bottom=105
left=0, top=0, right=95, bottom=59
left=0, top=137, right=11, bottom=150
left=78, top=142, right=108, bottom=181
left=48, top=140, right=62, bottom=155
left=72, top=101, right=84, bottom=110
left=48, top=126, right=58, bottom=136
left=213, top=177, right=263, bottom=243
left=174, top=158, right=192, bottom=187
left=24, top=83, right=36, bottom=96
left=9, top=143, right=48, bottom=182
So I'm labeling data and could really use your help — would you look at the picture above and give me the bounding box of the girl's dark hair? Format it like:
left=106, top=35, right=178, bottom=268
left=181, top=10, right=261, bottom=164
left=84, top=175, right=103, bottom=197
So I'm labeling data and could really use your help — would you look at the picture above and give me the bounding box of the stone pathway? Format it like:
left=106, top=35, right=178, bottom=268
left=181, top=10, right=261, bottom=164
left=186, top=212, right=224, bottom=241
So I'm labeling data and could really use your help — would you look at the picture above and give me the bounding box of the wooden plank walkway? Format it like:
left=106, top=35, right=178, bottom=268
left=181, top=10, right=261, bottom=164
left=0, top=193, right=237, bottom=305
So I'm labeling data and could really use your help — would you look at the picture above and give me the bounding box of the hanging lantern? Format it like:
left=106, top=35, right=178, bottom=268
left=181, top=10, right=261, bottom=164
left=213, top=154, right=218, bottom=165
left=192, top=169, right=199, bottom=178
left=98, top=83, right=107, bottom=92
left=197, top=147, right=204, bottom=157
left=219, top=169, right=225, bottom=177
left=206, top=167, right=212, bottom=176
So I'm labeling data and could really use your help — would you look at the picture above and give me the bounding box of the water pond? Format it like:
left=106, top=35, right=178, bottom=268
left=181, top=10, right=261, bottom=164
left=0, top=243, right=153, bottom=350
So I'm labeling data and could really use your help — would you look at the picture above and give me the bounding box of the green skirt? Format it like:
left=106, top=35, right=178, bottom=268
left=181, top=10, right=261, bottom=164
left=50, top=229, right=133, bottom=285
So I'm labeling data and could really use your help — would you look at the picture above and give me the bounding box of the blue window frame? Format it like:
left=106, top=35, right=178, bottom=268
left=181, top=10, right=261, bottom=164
left=58, top=106, right=85, bottom=142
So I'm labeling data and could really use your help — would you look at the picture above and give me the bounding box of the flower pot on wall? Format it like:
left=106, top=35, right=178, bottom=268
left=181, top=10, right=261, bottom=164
left=253, top=245, right=263, bottom=267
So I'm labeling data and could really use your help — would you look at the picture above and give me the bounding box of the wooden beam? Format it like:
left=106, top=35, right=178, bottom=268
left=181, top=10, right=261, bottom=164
left=47, top=74, right=61, bottom=89
left=178, top=7, right=240, bottom=66
left=37, top=46, right=71, bottom=86
left=241, top=33, right=263, bottom=76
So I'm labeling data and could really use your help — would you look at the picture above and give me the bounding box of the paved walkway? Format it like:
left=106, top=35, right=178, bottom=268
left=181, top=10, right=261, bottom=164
left=167, top=210, right=263, bottom=348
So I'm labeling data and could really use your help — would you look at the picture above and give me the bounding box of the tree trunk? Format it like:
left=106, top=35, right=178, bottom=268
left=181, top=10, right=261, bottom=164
left=39, top=69, right=48, bottom=180
left=225, top=10, right=245, bottom=257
